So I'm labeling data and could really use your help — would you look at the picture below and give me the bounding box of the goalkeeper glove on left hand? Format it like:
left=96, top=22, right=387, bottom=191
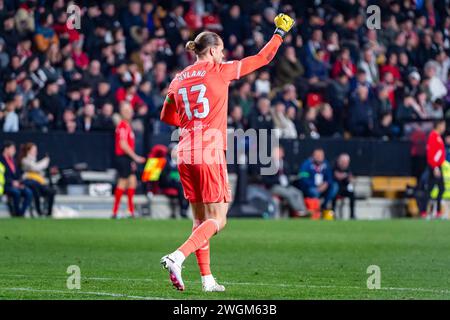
left=274, top=13, right=295, bottom=39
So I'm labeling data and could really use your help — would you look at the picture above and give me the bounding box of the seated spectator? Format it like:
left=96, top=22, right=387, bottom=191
left=358, top=46, right=379, bottom=86
left=316, top=103, right=340, bottom=138
left=304, top=47, right=329, bottom=88
left=65, top=84, right=84, bottom=111
left=58, top=108, right=77, bottom=133
left=34, top=11, right=59, bottom=52
left=348, top=85, right=378, bottom=137
left=27, top=98, right=49, bottom=131
left=377, top=84, right=393, bottom=117
left=2, top=96, right=19, bottom=132
left=254, top=70, right=271, bottom=97
left=227, top=105, right=245, bottom=130
left=331, top=47, right=356, bottom=79
left=18, top=143, right=56, bottom=216
left=298, top=106, right=320, bottom=139
left=76, top=103, right=97, bottom=132
left=379, top=52, right=402, bottom=84
left=274, top=46, right=304, bottom=89
left=137, top=80, right=157, bottom=118
left=230, top=81, right=253, bottom=118
left=94, top=102, right=115, bottom=132
left=0, top=141, right=32, bottom=217
left=424, top=61, right=448, bottom=102
left=297, top=148, right=338, bottom=211
left=375, top=113, right=397, bottom=140
left=37, top=79, right=64, bottom=127
left=115, top=81, right=145, bottom=110
left=275, top=84, right=301, bottom=111
left=262, top=146, right=306, bottom=217
left=271, top=102, right=297, bottom=139
left=403, top=70, right=421, bottom=99
left=93, top=79, right=115, bottom=110
left=0, top=37, right=9, bottom=70
left=332, top=153, right=356, bottom=219
left=327, top=72, right=350, bottom=122
left=434, top=50, right=450, bottom=84
left=248, top=96, right=273, bottom=131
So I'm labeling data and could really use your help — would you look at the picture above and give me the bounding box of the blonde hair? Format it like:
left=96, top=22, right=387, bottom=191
left=185, top=31, right=221, bottom=56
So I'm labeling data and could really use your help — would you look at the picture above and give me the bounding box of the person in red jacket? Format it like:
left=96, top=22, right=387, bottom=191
left=418, top=119, right=446, bottom=218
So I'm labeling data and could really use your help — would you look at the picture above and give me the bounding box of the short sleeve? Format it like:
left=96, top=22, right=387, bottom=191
left=218, top=60, right=242, bottom=82
left=117, top=124, right=128, bottom=140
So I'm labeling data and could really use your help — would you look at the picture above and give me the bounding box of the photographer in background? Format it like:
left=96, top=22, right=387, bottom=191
left=18, top=142, right=56, bottom=217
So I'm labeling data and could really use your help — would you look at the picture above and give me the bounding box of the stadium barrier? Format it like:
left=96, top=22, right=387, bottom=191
left=1, top=132, right=413, bottom=176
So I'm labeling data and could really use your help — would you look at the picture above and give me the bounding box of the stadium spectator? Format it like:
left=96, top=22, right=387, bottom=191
left=248, top=96, right=273, bottom=131
left=227, top=105, right=244, bottom=131
left=34, top=11, right=59, bottom=52
left=424, top=61, right=448, bottom=102
left=254, top=70, right=271, bottom=97
left=27, top=98, right=49, bottom=131
left=298, top=106, right=319, bottom=140
left=262, top=146, right=306, bottom=217
left=18, top=143, right=55, bottom=217
left=274, top=45, right=304, bottom=89
left=0, top=141, right=32, bottom=217
left=358, top=46, right=379, bottom=85
left=271, top=102, right=297, bottom=139
left=316, top=103, right=340, bottom=138
left=348, top=85, right=378, bottom=137
left=2, top=96, right=19, bottom=132
left=76, top=103, right=97, bottom=132
left=332, top=153, right=356, bottom=219
left=297, top=148, right=338, bottom=212
left=331, top=47, right=356, bottom=79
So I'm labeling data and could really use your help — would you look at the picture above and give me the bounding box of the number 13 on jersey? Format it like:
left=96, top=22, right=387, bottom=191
left=178, top=84, right=210, bottom=120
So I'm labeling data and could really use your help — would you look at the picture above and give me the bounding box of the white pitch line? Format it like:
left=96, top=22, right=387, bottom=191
left=0, top=287, right=172, bottom=300
left=2, top=273, right=450, bottom=296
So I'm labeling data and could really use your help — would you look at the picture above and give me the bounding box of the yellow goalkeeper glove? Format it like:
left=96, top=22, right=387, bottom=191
left=274, top=13, right=295, bottom=39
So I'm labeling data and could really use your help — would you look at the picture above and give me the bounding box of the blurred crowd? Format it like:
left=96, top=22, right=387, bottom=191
left=0, top=0, right=450, bottom=141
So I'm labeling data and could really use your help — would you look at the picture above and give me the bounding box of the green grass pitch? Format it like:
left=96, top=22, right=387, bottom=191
left=1, top=218, right=450, bottom=300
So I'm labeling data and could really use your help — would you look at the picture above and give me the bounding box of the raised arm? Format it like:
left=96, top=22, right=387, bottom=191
left=219, top=13, right=295, bottom=82
left=239, top=35, right=283, bottom=78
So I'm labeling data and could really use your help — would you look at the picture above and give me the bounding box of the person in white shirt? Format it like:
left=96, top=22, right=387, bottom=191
left=424, top=61, right=448, bottom=102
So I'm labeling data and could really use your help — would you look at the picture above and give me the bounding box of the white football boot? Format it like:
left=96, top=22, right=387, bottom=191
left=202, top=275, right=226, bottom=292
left=161, top=252, right=185, bottom=291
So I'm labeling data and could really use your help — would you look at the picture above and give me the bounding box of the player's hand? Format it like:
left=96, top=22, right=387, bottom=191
left=274, top=13, right=295, bottom=39
left=135, top=155, right=146, bottom=164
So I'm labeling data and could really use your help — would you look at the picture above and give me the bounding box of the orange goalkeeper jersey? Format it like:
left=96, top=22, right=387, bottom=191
left=161, top=34, right=283, bottom=151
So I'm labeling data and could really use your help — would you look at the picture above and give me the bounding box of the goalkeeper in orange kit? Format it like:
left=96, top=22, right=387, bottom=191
left=159, top=14, right=295, bottom=292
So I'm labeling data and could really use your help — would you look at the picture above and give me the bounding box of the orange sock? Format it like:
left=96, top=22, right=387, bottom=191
left=178, top=219, right=219, bottom=258
left=192, top=220, right=211, bottom=276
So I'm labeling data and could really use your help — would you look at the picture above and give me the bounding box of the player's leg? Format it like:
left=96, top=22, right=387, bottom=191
left=127, top=174, right=137, bottom=218
left=199, top=201, right=228, bottom=292
left=112, top=156, right=130, bottom=218
left=435, top=167, right=445, bottom=218
left=190, top=203, right=211, bottom=278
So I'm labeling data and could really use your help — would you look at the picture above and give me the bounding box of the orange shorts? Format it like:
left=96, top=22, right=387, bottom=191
left=177, top=149, right=232, bottom=203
